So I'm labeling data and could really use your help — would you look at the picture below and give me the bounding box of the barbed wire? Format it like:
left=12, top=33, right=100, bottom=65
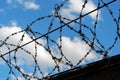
left=0, top=0, right=120, bottom=80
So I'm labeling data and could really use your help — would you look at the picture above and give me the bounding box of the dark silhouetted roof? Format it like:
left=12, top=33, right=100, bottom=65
left=49, top=54, right=120, bottom=80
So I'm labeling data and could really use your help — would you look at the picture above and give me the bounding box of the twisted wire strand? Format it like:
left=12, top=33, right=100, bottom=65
left=0, top=0, right=119, bottom=80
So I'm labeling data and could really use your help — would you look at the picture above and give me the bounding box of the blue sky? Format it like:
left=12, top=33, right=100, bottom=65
left=0, top=0, right=120, bottom=80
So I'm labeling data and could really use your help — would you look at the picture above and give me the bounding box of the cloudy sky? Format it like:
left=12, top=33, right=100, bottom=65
left=0, top=0, right=120, bottom=80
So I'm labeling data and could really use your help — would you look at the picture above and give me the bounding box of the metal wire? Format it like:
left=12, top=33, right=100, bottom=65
left=0, top=0, right=119, bottom=80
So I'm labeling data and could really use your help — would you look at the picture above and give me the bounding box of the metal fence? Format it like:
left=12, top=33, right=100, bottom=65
left=0, top=0, right=120, bottom=80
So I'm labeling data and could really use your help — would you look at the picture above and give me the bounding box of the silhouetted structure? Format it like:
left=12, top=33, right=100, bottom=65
left=49, top=54, right=120, bottom=80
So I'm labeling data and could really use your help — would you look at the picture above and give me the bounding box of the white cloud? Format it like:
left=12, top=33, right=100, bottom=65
left=6, top=0, right=40, bottom=10
left=24, top=1, right=40, bottom=10
left=59, top=36, right=100, bottom=65
left=60, top=0, right=101, bottom=20
left=0, top=21, right=54, bottom=74
left=0, top=8, right=4, bottom=13
left=6, top=0, right=12, bottom=4
left=0, top=21, right=100, bottom=78
left=17, top=0, right=23, bottom=4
